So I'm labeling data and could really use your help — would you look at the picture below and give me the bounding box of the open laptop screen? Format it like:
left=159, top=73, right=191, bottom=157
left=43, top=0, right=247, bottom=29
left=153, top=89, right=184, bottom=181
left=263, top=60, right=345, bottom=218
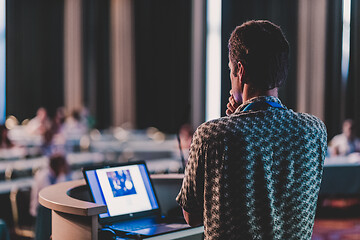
left=84, top=163, right=159, bottom=219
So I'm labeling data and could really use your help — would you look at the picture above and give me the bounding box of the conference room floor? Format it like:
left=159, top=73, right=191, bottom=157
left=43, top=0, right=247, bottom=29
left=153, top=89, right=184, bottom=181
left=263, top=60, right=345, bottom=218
left=312, top=218, right=360, bottom=240
left=312, top=200, right=360, bottom=240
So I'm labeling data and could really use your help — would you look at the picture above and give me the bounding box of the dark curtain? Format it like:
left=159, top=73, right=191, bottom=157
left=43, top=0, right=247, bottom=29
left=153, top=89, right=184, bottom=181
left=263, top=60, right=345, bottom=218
left=82, top=0, right=111, bottom=130
left=324, top=0, right=343, bottom=139
left=346, top=0, right=360, bottom=137
left=221, top=0, right=299, bottom=116
left=134, top=0, right=192, bottom=134
left=6, top=0, right=64, bottom=120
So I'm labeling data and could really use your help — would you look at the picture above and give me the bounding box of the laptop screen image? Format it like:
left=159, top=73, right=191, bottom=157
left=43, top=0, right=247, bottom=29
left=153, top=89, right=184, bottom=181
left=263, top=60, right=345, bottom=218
left=84, top=162, right=160, bottom=220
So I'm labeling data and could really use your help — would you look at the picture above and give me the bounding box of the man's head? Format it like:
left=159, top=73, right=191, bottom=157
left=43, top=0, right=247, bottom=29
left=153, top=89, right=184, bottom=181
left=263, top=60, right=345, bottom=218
left=228, top=20, right=289, bottom=99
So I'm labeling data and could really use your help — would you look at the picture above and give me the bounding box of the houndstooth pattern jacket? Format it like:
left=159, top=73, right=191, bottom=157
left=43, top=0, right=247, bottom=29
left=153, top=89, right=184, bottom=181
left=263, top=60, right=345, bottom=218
left=177, top=96, right=327, bottom=240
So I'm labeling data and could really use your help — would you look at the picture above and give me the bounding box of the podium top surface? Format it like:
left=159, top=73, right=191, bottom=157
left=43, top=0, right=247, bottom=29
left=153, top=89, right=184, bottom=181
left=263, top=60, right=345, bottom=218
left=39, top=179, right=107, bottom=216
left=39, top=174, right=185, bottom=217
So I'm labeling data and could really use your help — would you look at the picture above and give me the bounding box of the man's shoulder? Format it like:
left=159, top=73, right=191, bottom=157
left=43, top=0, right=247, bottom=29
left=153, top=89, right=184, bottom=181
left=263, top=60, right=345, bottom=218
left=194, top=116, right=238, bottom=142
left=194, top=110, right=327, bottom=142
left=193, top=113, right=260, bottom=142
left=292, top=112, right=327, bottom=132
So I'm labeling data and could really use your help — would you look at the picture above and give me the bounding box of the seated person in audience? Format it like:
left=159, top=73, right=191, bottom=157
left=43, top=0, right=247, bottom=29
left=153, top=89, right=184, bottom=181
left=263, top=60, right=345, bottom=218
left=179, top=124, right=193, bottom=150
left=63, top=109, right=89, bottom=137
left=178, top=123, right=194, bottom=161
left=0, top=125, right=13, bottom=149
left=80, top=106, right=95, bottom=129
left=30, top=153, right=71, bottom=217
left=329, top=119, right=360, bottom=156
left=0, top=125, right=26, bottom=159
left=42, top=108, right=68, bottom=156
left=26, top=107, right=50, bottom=136
left=54, top=107, right=66, bottom=127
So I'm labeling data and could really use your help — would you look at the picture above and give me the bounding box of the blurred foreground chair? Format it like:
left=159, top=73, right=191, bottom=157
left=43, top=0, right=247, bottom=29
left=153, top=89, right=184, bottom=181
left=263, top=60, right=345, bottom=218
left=10, top=186, right=35, bottom=238
left=34, top=206, right=51, bottom=240
left=5, top=165, right=33, bottom=180
left=0, top=219, right=10, bottom=240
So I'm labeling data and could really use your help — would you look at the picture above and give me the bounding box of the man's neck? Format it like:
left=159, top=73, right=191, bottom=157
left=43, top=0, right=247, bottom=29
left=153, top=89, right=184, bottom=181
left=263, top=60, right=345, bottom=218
left=242, top=84, right=278, bottom=102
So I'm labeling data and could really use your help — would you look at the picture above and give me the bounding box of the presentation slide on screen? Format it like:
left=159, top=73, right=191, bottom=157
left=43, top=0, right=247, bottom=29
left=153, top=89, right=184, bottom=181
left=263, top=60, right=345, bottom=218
left=96, top=165, right=152, bottom=216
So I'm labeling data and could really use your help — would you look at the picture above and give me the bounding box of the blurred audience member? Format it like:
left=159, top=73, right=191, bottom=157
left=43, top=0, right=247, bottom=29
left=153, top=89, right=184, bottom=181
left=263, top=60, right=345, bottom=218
left=26, top=107, right=50, bottom=136
left=0, top=125, right=26, bottom=159
left=42, top=125, right=65, bottom=156
left=55, top=107, right=66, bottom=126
left=0, top=125, right=13, bottom=149
left=41, top=107, right=68, bottom=155
left=178, top=123, right=194, bottom=161
left=179, top=124, right=193, bottom=150
left=30, top=154, right=71, bottom=217
left=80, top=106, right=95, bottom=130
left=329, top=119, right=360, bottom=156
left=63, top=109, right=88, bottom=137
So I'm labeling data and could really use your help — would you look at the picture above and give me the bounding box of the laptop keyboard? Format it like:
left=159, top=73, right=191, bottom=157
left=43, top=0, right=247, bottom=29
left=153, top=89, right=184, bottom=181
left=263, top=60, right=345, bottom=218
left=111, top=222, right=164, bottom=231
left=109, top=217, right=166, bottom=231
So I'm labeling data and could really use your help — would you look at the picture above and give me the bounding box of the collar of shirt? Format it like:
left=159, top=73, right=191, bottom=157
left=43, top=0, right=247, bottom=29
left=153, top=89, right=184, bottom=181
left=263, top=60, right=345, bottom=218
left=234, top=96, right=286, bottom=114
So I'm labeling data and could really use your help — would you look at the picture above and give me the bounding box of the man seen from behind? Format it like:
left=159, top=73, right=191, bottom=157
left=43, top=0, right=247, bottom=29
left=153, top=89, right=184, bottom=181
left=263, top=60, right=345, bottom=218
left=176, top=20, right=328, bottom=240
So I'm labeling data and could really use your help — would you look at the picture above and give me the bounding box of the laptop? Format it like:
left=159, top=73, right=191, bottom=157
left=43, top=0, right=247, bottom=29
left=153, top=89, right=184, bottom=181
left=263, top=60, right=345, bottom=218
left=83, top=161, right=194, bottom=239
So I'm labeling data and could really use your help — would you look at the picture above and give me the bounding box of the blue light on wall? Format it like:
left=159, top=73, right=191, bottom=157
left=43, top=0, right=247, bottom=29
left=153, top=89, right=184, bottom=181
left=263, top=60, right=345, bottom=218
left=0, top=0, right=5, bottom=124
left=341, top=0, right=351, bottom=81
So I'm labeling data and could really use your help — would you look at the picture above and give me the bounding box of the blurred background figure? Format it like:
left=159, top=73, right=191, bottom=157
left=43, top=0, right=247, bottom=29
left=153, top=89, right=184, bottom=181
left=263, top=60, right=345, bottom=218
left=0, top=125, right=26, bottom=159
left=179, top=124, right=193, bottom=151
left=329, top=119, right=360, bottom=156
left=41, top=108, right=67, bottom=156
left=63, top=109, right=89, bottom=138
left=30, top=153, right=71, bottom=217
left=0, top=125, right=13, bottom=149
left=80, top=106, right=95, bottom=130
left=30, top=154, right=71, bottom=240
left=54, top=107, right=66, bottom=128
left=26, top=107, right=50, bottom=136
left=177, top=123, right=194, bottom=162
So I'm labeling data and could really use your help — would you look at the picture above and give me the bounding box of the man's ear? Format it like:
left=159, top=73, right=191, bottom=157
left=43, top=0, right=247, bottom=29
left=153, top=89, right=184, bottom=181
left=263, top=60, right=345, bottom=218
left=237, top=62, right=245, bottom=84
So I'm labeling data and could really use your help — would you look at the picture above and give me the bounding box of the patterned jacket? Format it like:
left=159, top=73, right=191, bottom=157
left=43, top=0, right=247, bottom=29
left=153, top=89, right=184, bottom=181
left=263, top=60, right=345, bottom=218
left=177, top=96, right=327, bottom=240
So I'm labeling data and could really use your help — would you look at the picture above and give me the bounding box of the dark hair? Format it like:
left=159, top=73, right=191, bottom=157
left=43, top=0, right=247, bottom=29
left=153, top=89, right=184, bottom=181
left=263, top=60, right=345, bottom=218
left=228, top=20, right=289, bottom=90
left=49, top=154, right=68, bottom=177
left=72, top=110, right=81, bottom=121
left=0, top=125, right=14, bottom=148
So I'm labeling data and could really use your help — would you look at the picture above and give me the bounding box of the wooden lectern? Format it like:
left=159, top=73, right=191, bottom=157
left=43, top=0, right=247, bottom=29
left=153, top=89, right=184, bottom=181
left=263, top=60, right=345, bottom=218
left=39, top=174, right=203, bottom=240
left=39, top=179, right=106, bottom=240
